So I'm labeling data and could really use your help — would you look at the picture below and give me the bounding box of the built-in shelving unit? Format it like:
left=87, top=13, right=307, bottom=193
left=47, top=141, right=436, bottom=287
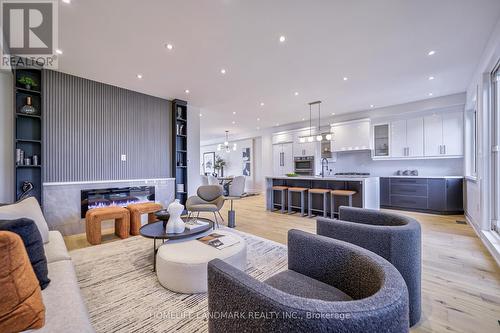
left=13, top=65, right=43, bottom=204
left=171, top=99, right=188, bottom=207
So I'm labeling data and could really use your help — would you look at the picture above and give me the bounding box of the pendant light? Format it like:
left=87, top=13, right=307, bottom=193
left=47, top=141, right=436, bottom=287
left=217, top=130, right=237, bottom=152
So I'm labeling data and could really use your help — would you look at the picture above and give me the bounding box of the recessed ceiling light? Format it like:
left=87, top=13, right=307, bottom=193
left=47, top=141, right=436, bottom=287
left=55, top=49, right=63, bottom=55
left=331, top=112, right=335, bottom=115
left=220, top=68, right=226, bottom=74
left=343, top=77, right=348, bottom=81
left=428, top=92, right=433, bottom=96
left=166, top=43, right=173, bottom=50
left=302, top=118, right=305, bottom=121
left=294, top=92, right=299, bottom=96
left=257, top=118, right=260, bottom=121
left=260, top=102, right=264, bottom=107
left=62, top=0, right=71, bottom=3
left=276, top=123, right=280, bottom=126
left=199, top=113, right=202, bottom=117
left=428, top=76, right=435, bottom=80
left=185, top=89, right=190, bottom=94
left=370, top=105, right=374, bottom=108
left=232, top=111, right=236, bottom=115
left=232, top=121, right=236, bottom=124
left=136, top=74, right=143, bottom=79
left=279, top=35, right=286, bottom=43
left=428, top=50, right=436, bottom=56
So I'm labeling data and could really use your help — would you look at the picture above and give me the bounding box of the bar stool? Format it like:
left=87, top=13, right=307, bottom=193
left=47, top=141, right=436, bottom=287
left=271, top=186, right=288, bottom=213
left=308, top=188, right=331, bottom=218
left=330, top=190, right=357, bottom=218
left=287, top=187, right=308, bottom=216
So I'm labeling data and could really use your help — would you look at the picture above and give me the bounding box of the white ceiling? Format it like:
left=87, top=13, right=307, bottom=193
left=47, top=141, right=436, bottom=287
left=57, top=0, right=500, bottom=140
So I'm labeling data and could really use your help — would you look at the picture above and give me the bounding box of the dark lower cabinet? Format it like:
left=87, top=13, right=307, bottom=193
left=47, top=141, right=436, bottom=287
left=381, top=177, right=463, bottom=215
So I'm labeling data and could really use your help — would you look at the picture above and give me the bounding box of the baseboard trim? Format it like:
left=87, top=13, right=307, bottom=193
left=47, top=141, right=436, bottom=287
left=465, top=212, right=500, bottom=266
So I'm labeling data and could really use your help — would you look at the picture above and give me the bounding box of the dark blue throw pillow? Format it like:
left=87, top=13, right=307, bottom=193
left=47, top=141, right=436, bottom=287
left=0, top=218, right=50, bottom=289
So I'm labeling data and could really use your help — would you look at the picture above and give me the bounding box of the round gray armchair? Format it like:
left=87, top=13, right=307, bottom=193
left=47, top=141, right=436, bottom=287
left=208, top=229, right=410, bottom=332
left=186, top=185, right=225, bottom=228
left=317, top=206, right=421, bottom=326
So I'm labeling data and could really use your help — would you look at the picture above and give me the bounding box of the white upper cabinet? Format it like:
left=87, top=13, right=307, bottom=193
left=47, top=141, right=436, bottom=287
left=442, top=112, right=464, bottom=156
left=331, top=119, right=371, bottom=152
left=406, top=117, right=424, bottom=157
left=424, top=112, right=463, bottom=157
left=293, top=141, right=316, bottom=157
left=386, top=118, right=424, bottom=158
left=390, top=120, right=407, bottom=158
left=424, top=114, right=443, bottom=156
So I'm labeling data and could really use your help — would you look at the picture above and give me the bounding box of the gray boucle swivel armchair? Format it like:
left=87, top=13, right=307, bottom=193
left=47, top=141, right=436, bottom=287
left=186, top=185, right=225, bottom=228
left=208, top=229, right=410, bottom=333
left=317, top=206, right=422, bottom=326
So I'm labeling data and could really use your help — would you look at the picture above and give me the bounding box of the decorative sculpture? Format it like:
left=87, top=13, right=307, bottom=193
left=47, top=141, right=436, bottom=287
left=18, top=181, right=34, bottom=200
left=165, top=199, right=185, bottom=234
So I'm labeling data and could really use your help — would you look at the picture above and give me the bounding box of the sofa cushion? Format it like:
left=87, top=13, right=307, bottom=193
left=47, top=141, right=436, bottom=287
left=0, top=198, right=49, bottom=244
left=44, top=231, right=71, bottom=264
left=0, top=231, right=46, bottom=333
left=264, top=269, right=353, bottom=302
left=27, top=260, right=94, bottom=333
left=0, top=219, right=50, bottom=289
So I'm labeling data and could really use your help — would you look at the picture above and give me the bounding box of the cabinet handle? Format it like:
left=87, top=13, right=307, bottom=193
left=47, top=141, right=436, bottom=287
left=439, top=145, right=442, bottom=154
left=443, top=145, right=446, bottom=155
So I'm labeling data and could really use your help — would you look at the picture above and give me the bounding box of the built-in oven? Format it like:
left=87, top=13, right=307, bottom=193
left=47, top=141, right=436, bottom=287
left=294, top=156, right=314, bottom=175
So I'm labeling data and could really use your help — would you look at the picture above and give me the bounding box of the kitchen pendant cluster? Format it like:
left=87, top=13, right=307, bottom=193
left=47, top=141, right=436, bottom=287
left=299, top=101, right=332, bottom=143
left=218, top=130, right=237, bottom=152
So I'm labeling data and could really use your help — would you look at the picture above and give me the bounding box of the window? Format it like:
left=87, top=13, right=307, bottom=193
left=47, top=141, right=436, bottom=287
left=465, top=106, right=478, bottom=178
left=492, top=64, right=500, bottom=234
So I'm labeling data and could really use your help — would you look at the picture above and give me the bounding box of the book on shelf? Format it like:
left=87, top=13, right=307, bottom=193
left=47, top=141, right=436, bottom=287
left=197, top=233, right=240, bottom=250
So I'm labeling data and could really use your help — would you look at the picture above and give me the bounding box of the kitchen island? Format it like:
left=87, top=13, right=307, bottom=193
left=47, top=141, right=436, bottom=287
left=265, top=176, right=380, bottom=214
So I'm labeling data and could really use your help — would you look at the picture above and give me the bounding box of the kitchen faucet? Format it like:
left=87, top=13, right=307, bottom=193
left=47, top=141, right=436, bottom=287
left=321, top=157, right=329, bottom=178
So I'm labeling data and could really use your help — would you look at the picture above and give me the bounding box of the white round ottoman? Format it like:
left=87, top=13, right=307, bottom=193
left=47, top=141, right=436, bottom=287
left=156, top=230, right=247, bottom=293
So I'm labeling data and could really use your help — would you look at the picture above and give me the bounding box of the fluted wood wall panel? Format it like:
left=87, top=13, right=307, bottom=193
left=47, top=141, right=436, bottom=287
left=43, top=70, right=171, bottom=182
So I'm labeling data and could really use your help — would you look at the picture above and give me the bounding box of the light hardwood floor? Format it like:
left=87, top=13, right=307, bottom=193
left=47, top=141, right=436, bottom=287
left=64, top=194, right=500, bottom=333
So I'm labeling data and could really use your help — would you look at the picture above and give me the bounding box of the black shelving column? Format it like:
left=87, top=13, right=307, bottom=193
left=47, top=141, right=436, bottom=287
left=13, top=66, right=43, bottom=204
left=171, top=99, right=188, bottom=207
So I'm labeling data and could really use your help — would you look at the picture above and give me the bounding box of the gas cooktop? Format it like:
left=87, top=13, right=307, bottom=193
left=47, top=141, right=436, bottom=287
left=334, top=172, right=371, bottom=177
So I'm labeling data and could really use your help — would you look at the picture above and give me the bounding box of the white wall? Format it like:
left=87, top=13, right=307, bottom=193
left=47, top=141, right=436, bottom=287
left=187, top=105, right=202, bottom=196
left=464, top=17, right=500, bottom=231
left=463, top=16, right=500, bottom=263
left=0, top=72, right=13, bottom=203
left=200, top=137, right=261, bottom=192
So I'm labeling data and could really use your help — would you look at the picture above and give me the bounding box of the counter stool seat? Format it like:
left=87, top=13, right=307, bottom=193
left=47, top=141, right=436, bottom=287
left=308, top=188, right=330, bottom=218
left=271, top=186, right=288, bottom=213
left=287, top=187, right=309, bottom=216
left=331, top=190, right=357, bottom=218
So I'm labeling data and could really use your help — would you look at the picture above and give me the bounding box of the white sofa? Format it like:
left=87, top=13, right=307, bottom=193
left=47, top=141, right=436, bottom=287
left=0, top=198, right=93, bottom=332
left=25, top=230, right=94, bottom=333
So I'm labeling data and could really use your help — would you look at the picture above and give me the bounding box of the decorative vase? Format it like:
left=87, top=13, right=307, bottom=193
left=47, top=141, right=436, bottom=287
left=20, top=96, right=37, bottom=115
left=165, top=199, right=185, bottom=234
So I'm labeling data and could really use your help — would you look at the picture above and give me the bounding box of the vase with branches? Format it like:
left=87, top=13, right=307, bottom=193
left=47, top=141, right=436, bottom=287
left=214, top=156, right=226, bottom=177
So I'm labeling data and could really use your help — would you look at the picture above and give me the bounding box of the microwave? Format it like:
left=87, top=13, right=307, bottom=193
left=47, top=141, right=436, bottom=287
left=294, top=156, right=314, bottom=175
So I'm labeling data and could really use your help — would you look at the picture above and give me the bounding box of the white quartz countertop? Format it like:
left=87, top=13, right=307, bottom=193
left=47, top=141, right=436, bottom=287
left=381, top=175, right=464, bottom=179
left=266, top=176, right=378, bottom=182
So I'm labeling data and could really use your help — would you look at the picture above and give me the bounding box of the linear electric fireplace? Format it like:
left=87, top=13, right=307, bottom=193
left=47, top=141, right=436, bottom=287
left=81, top=186, right=155, bottom=218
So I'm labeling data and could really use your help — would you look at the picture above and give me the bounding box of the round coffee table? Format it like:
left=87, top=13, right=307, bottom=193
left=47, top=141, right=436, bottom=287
left=140, top=217, right=214, bottom=271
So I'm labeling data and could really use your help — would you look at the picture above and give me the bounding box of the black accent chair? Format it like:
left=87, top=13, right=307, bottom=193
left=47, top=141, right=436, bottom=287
left=207, top=229, right=410, bottom=333
left=317, top=206, right=422, bottom=326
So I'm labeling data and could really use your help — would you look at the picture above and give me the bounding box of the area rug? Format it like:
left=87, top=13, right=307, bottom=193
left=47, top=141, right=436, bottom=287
left=70, top=229, right=288, bottom=333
